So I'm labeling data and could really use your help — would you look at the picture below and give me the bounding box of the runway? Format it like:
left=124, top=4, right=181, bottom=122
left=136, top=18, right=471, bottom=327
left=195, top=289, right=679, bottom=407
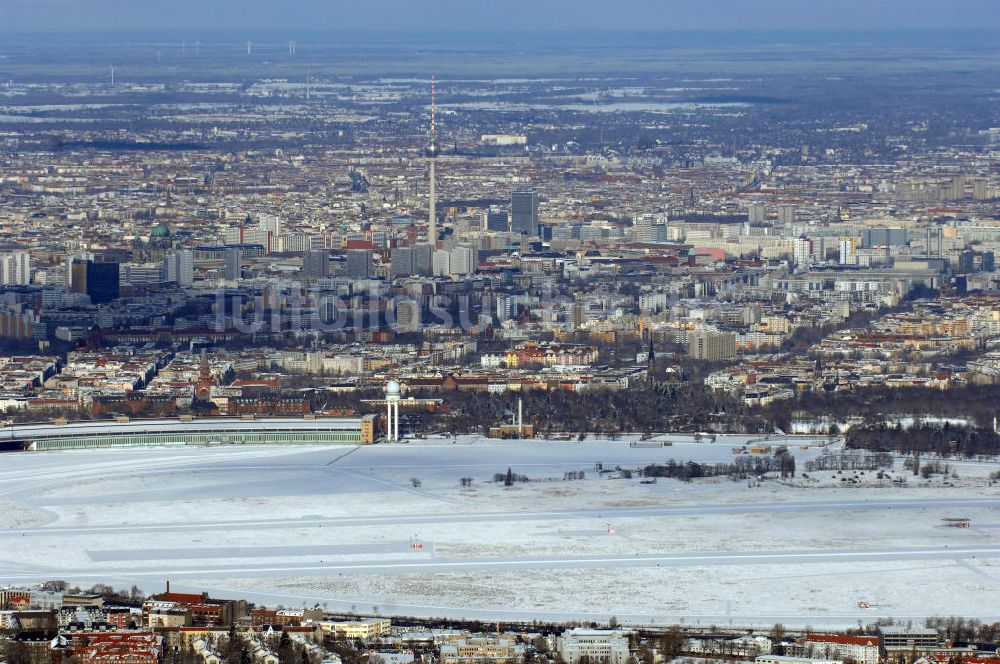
left=0, top=440, right=997, bottom=625
left=1, top=496, right=998, bottom=537
left=1, top=545, right=999, bottom=583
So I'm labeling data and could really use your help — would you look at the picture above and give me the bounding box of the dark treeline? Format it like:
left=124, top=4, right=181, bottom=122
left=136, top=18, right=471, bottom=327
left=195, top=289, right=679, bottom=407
left=643, top=452, right=795, bottom=481
left=761, top=384, right=1000, bottom=431
left=845, top=423, right=1000, bottom=457
left=804, top=451, right=894, bottom=471
left=923, top=617, right=1000, bottom=644
left=434, top=386, right=765, bottom=435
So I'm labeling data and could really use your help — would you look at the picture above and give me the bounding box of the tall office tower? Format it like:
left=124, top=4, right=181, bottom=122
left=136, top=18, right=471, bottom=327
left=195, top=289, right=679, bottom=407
left=776, top=204, right=796, bottom=226
left=949, top=175, right=966, bottom=201
left=632, top=218, right=654, bottom=243
left=748, top=202, right=767, bottom=224
left=391, top=247, right=415, bottom=278
left=412, top=244, right=433, bottom=276
left=449, top=245, right=476, bottom=276
left=302, top=250, right=330, bottom=279
left=346, top=249, right=374, bottom=278
left=426, top=76, right=440, bottom=246
left=432, top=250, right=451, bottom=277
left=974, top=178, right=991, bottom=201
left=0, top=252, right=32, bottom=286
left=495, top=293, right=520, bottom=323
left=258, top=214, right=282, bottom=236
left=838, top=237, right=858, bottom=265
left=863, top=228, right=908, bottom=248
left=70, top=260, right=120, bottom=304
left=958, top=249, right=976, bottom=273
left=65, top=251, right=95, bottom=288
left=224, top=247, right=242, bottom=281
left=511, top=189, right=539, bottom=236
left=792, top=237, right=814, bottom=267
left=485, top=209, right=509, bottom=232
left=688, top=328, right=737, bottom=361
left=395, top=299, right=422, bottom=332
left=250, top=214, right=282, bottom=253
left=982, top=251, right=996, bottom=272
left=163, top=249, right=194, bottom=286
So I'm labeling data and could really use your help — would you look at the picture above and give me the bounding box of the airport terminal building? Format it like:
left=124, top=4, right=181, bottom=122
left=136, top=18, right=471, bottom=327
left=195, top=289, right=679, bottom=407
left=2, top=416, right=376, bottom=451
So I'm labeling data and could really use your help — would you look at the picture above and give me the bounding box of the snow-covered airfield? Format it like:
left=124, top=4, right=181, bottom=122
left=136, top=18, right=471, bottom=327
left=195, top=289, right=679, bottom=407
left=1, top=435, right=999, bottom=627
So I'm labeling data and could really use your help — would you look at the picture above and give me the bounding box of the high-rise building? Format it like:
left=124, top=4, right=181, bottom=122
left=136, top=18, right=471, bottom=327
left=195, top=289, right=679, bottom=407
left=862, top=228, right=907, bottom=248
left=302, top=250, right=330, bottom=279
left=449, top=246, right=476, bottom=276
left=0, top=252, right=32, bottom=286
left=495, top=293, right=520, bottom=323
left=163, top=249, right=194, bottom=286
left=432, top=250, right=450, bottom=277
left=777, top=204, right=796, bottom=226
left=485, top=209, right=509, bottom=232
left=948, top=175, right=966, bottom=201
left=974, top=178, right=991, bottom=201
left=632, top=218, right=653, bottom=243
left=688, top=328, right=737, bottom=361
left=748, top=202, right=767, bottom=224
left=224, top=247, right=242, bottom=281
left=958, top=249, right=976, bottom=273
left=124, top=264, right=163, bottom=285
left=412, top=244, right=433, bottom=276
left=838, top=237, right=858, bottom=265
left=395, top=299, right=422, bottom=332
left=924, top=226, right=943, bottom=257
left=391, top=247, right=415, bottom=278
left=792, top=237, right=814, bottom=267
left=258, top=214, right=282, bottom=236
left=346, top=249, right=374, bottom=278
left=511, top=189, right=539, bottom=236
left=391, top=245, right=433, bottom=278
left=70, top=260, right=120, bottom=304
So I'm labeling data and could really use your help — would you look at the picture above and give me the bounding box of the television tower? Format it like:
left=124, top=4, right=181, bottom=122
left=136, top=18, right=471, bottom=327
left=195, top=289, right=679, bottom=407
left=426, top=75, right=439, bottom=246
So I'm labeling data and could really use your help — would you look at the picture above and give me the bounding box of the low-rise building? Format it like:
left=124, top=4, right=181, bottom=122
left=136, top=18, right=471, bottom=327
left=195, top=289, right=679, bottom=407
left=557, top=629, right=630, bottom=664
left=802, top=635, right=879, bottom=664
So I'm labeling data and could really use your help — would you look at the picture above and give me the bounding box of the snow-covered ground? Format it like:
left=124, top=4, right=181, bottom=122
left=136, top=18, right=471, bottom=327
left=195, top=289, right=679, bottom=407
left=0, top=435, right=998, bottom=628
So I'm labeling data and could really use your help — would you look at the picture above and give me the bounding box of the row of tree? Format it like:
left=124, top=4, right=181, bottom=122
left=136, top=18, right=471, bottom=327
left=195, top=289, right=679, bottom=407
left=642, top=453, right=796, bottom=481
left=845, top=423, right=1000, bottom=458
left=803, top=451, right=894, bottom=472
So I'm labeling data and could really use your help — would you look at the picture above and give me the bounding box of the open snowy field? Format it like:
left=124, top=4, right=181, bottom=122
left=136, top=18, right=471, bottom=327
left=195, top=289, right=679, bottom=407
left=1, top=435, right=999, bottom=628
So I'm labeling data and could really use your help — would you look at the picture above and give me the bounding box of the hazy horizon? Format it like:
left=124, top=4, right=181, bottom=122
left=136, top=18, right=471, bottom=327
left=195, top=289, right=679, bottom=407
left=1, top=0, right=999, bottom=33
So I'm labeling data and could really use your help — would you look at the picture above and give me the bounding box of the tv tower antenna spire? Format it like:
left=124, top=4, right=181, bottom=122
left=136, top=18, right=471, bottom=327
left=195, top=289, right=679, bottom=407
left=426, top=74, right=439, bottom=247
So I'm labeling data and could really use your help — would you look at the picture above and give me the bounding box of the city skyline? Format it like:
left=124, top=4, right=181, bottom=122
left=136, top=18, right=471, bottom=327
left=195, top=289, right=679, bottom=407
left=1, top=0, right=1000, bottom=635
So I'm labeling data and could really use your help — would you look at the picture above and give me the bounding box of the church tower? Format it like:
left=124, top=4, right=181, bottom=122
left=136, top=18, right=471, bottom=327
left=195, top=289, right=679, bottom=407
left=646, top=338, right=656, bottom=386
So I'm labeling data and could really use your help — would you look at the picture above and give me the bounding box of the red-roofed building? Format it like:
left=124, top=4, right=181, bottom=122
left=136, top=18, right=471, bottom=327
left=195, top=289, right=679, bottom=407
left=143, top=586, right=246, bottom=627
left=804, top=634, right=880, bottom=664
left=73, top=632, right=160, bottom=664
